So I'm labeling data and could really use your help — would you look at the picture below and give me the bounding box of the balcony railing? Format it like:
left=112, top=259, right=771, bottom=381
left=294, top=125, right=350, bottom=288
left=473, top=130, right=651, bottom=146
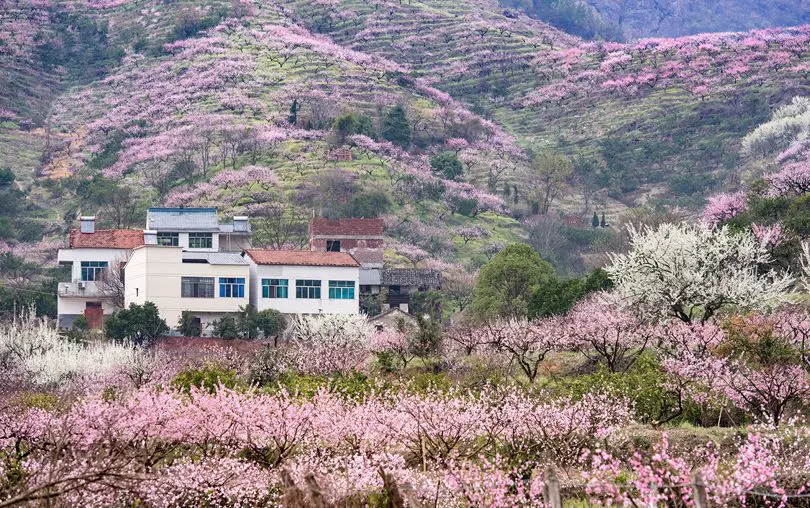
left=58, top=281, right=105, bottom=298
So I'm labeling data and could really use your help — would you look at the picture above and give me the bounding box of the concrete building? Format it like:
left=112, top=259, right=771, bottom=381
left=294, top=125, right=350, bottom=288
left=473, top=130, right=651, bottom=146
left=244, top=249, right=361, bottom=315
left=146, top=207, right=251, bottom=252
left=124, top=244, right=250, bottom=333
left=308, top=218, right=384, bottom=296
left=57, top=209, right=252, bottom=330
left=56, top=217, right=145, bottom=329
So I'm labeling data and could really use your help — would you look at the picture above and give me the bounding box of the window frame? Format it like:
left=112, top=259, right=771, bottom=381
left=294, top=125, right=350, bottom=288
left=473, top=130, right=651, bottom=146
left=80, top=261, right=108, bottom=281
left=295, top=279, right=321, bottom=299
left=262, top=278, right=289, bottom=299
left=156, top=232, right=179, bottom=246
left=328, top=280, right=355, bottom=300
left=326, top=240, right=341, bottom=252
left=219, top=277, right=245, bottom=298
left=181, top=276, right=215, bottom=298
left=188, top=232, right=213, bottom=249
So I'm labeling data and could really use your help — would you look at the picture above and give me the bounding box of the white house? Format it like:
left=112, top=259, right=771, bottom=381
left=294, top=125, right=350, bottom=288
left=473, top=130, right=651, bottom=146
left=145, top=207, right=251, bottom=252
left=124, top=243, right=250, bottom=333
left=57, top=209, right=252, bottom=330
left=56, top=217, right=145, bottom=329
left=244, top=249, right=361, bottom=315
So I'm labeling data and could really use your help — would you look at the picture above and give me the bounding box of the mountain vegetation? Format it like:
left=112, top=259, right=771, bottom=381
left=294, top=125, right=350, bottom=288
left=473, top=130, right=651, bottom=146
left=0, top=0, right=809, bottom=315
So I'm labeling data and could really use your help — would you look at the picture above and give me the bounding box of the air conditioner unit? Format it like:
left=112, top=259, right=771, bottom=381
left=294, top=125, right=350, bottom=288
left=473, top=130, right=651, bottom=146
left=77, top=281, right=87, bottom=289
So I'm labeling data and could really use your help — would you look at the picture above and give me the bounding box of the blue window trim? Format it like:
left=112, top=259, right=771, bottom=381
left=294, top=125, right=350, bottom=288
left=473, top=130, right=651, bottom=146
left=328, top=280, right=355, bottom=300
left=295, top=279, right=321, bottom=299
left=80, top=261, right=108, bottom=281
left=262, top=278, right=289, bottom=299
left=219, top=277, right=245, bottom=298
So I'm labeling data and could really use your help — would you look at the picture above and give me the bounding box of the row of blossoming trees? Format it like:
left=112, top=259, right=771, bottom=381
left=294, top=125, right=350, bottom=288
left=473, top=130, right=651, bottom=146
left=2, top=217, right=810, bottom=505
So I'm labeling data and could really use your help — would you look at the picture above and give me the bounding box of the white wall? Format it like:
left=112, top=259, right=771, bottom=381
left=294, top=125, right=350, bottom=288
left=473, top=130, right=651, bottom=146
left=125, top=246, right=249, bottom=330
left=249, top=262, right=360, bottom=315
left=177, top=232, right=219, bottom=252
left=57, top=248, right=133, bottom=281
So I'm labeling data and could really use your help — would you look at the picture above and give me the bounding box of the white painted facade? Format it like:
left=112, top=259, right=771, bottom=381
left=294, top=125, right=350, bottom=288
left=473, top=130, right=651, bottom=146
left=125, top=245, right=250, bottom=334
left=247, top=260, right=360, bottom=315
left=56, top=247, right=133, bottom=327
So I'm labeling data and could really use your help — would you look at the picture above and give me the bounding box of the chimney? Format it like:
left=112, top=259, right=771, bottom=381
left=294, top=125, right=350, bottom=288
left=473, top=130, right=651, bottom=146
left=143, top=230, right=157, bottom=245
left=233, top=216, right=249, bottom=233
left=80, top=216, right=96, bottom=234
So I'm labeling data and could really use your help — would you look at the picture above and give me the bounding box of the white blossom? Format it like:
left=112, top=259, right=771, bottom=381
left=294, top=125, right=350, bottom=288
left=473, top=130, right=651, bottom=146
left=606, top=223, right=794, bottom=324
left=0, top=311, right=143, bottom=385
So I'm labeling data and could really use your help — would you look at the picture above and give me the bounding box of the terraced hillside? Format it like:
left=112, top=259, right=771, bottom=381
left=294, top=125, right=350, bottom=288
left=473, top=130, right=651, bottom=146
left=0, top=0, right=808, bottom=291
left=280, top=0, right=810, bottom=206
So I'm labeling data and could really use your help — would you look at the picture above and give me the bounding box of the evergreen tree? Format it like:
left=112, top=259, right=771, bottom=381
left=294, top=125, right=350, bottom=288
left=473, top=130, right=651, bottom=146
left=381, top=105, right=412, bottom=148
left=288, top=99, right=298, bottom=125
left=592, top=212, right=600, bottom=228
left=600, top=212, right=607, bottom=228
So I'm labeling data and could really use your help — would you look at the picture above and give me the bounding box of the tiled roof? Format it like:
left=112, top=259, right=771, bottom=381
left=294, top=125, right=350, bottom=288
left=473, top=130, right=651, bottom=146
left=244, top=249, right=360, bottom=267
left=182, top=252, right=249, bottom=265
left=68, top=229, right=144, bottom=249
left=309, top=218, right=384, bottom=237
left=348, top=248, right=384, bottom=265
left=382, top=268, right=443, bottom=288
left=147, top=207, right=219, bottom=231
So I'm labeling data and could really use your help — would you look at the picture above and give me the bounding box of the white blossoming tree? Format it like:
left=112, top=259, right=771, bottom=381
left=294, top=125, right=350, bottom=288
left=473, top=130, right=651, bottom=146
left=606, top=223, right=794, bottom=324
left=0, top=311, right=143, bottom=386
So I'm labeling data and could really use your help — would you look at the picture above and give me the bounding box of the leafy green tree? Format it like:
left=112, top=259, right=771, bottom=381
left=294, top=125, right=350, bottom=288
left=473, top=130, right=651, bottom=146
left=348, top=190, right=391, bottom=218
left=785, top=195, right=810, bottom=236
left=429, top=152, right=464, bottom=180
left=212, top=315, right=240, bottom=339
left=381, top=105, right=412, bottom=148
left=332, top=113, right=375, bottom=144
left=528, top=268, right=613, bottom=318
left=471, top=243, right=555, bottom=320
left=0, top=168, right=14, bottom=187
left=105, top=302, right=168, bottom=345
left=178, top=311, right=201, bottom=336
left=237, top=304, right=286, bottom=339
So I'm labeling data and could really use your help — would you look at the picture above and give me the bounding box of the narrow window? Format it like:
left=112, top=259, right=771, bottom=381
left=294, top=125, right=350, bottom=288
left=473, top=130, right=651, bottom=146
left=326, top=240, right=341, bottom=252
left=157, top=232, right=179, bottom=246
left=188, top=233, right=213, bottom=249
left=295, top=279, right=321, bottom=299
left=80, top=261, right=108, bottom=281
left=219, top=277, right=245, bottom=298
left=262, top=279, right=289, bottom=298
left=181, top=276, right=215, bottom=298
left=328, top=280, right=355, bottom=299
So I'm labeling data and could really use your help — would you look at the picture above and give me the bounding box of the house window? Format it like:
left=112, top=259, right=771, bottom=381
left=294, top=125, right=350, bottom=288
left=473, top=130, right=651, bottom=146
left=262, top=279, right=288, bottom=298
left=157, top=232, right=179, bottom=246
left=329, top=280, right=355, bottom=299
left=188, top=233, right=213, bottom=249
left=296, top=279, right=321, bottom=299
left=181, top=276, right=214, bottom=298
left=80, top=261, right=108, bottom=281
left=219, top=277, right=245, bottom=298
left=326, top=240, right=341, bottom=252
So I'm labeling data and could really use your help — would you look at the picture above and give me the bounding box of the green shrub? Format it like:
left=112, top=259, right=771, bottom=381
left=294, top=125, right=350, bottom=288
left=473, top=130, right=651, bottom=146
left=558, top=353, right=699, bottom=425
left=212, top=315, right=240, bottom=339
left=105, top=302, right=168, bottom=345
left=172, top=365, right=238, bottom=394
left=430, top=151, right=464, bottom=180
left=178, top=311, right=201, bottom=336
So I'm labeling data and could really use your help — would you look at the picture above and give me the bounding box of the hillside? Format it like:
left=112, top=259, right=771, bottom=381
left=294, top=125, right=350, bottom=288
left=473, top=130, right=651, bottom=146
left=0, top=0, right=808, bottom=299
left=583, top=0, right=810, bottom=39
